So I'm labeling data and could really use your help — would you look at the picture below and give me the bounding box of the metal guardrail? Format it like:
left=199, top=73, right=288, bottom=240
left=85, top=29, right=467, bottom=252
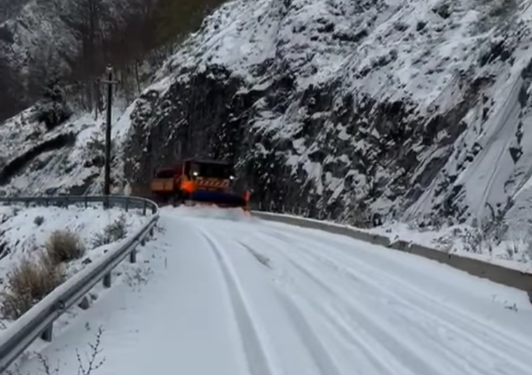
left=252, top=211, right=532, bottom=293
left=0, top=195, right=160, bottom=373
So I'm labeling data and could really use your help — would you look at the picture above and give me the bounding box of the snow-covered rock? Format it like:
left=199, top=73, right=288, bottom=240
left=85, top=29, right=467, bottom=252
left=0, top=102, right=134, bottom=196
left=120, top=0, right=532, bottom=230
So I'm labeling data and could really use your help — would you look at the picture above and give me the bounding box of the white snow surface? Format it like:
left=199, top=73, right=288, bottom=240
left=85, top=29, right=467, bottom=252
left=261, top=211, right=532, bottom=271
left=0, top=101, right=137, bottom=197
left=9, top=207, right=532, bottom=375
left=0, top=203, right=146, bottom=330
left=369, top=220, right=532, bottom=272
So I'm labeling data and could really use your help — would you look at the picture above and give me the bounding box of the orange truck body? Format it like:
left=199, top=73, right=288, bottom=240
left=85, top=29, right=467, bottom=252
left=149, top=158, right=249, bottom=209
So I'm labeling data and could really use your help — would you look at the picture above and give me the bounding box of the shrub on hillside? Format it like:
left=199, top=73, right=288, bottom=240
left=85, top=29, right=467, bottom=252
left=35, top=75, right=72, bottom=130
left=45, top=229, right=85, bottom=263
left=0, top=254, right=64, bottom=319
left=92, top=215, right=128, bottom=247
left=34, top=215, right=44, bottom=226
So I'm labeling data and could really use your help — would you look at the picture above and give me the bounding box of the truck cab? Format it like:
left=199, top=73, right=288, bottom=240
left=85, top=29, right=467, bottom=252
left=183, top=159, right=235, bottom=191
left=149, top=158, right=248, bottom=209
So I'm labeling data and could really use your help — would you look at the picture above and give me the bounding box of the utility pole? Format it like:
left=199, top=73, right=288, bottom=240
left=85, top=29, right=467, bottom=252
left=100, top=65, right=119, bottom=199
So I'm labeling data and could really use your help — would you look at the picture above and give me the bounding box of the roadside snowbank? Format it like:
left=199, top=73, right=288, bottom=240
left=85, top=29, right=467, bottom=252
left=256, top=212, right=532, bottom=272
left=369, top=221, right=532, bottom=273
left=0, top=203, right=147, bottom=330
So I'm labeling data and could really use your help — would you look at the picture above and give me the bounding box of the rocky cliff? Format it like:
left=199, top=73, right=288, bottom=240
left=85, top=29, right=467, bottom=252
left=2, top=0, right=532, bottom=232
left=121, top=0, right=532, bottom=228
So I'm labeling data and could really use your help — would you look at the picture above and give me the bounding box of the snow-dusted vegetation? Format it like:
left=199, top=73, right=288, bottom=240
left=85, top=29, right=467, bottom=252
left=0, top=203, right=146, bottom=328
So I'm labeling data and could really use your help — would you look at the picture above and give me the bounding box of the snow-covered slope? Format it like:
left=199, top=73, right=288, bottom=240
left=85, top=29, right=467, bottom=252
left=0, top=0, right=143, bottom=119
left=0, top=102, right=136, bottom=196
left=0, top=203, right=146, bottom=329
left=0, top=0, right=76, bottom=67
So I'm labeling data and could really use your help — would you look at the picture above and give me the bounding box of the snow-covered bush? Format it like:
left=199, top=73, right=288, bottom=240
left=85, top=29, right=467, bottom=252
left=33, top=215, right=44, bottom=226
left=0, top=254, right=64, bottom=319
left=45, top=229, right=86, bottom=263
left=92, top=215, right=128, bottom=247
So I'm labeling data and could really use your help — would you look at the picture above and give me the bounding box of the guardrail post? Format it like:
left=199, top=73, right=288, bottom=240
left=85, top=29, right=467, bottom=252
left=152, top=204, right=156, bottom=214
left=142, top=201, right=147, bottom=215
left=129, top=248, right=137, bottom=263
left=84, top=196, right=88, bottom=208
left=25, top=200, right=29, bottom=208
left=41, top=324, right=53, bottom=342
left=125, top=197, right=129, bottom=212
left=103, top=273, right=111, bottom=288
left=149, top=227, right=154, bottom=236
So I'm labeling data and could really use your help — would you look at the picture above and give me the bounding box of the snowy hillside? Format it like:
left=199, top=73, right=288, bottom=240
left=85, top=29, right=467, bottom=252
left=4, top=0, right=532, bottom=261
left=0, top=0, right=76, bottom=67
left=122, top=0, right=532, bottom=229
left=0, top=102, right=135, bottom=196
left=0, top=203, right=146, bottom=329
left=0, top=0, right=82, bottom=119
left=0, top=0, right=152, bottom=120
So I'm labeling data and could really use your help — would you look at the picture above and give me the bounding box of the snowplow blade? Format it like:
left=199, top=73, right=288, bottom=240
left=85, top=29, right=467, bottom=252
left=189, top=190, right=247, bottom=208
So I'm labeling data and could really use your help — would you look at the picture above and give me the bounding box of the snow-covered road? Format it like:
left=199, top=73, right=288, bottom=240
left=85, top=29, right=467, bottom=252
left=13, top=207, right=532, bottom=375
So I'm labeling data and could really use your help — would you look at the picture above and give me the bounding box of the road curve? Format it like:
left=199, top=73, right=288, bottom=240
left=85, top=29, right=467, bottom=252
left=11, top=207, right=532, bottom=375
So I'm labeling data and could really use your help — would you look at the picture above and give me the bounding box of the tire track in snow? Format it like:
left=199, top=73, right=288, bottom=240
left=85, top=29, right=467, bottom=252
left=260, top=228, right=532, bottom=375
left=250, top=231, right=455, bottom=375
left=198, top=229, right=279, bottom=375
left=282, top=227, right=532, bottom=352
left=203, top=226, right=345, bottom=375
left=277, top=240, right=495, bottom=375
left=267, top=245, right=417, bottom=375
left=271, top=291, right=344, bottom=375
left=234, top=227, right=436, bottom=375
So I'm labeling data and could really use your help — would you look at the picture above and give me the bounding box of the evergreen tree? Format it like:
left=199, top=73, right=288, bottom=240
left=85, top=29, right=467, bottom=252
left=36, top=75, right=72, bottom=130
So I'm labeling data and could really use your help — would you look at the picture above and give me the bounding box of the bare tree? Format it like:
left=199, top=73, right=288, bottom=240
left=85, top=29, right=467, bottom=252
left=26, top=38, right=63, bottom=99
left=0, top=56, right=26, bottom=120
left=63, top=0, right=109, bottom=111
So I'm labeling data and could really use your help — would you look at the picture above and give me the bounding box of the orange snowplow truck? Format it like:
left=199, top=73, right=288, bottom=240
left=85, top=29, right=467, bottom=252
left=150, top=158, right=250, bottom=209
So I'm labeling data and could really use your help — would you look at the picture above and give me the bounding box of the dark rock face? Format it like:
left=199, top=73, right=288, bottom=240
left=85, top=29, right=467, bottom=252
left=124, top=66, right=247, bottom=184
left=0, top=133, right=75, bottom=185
left=124, top=63, right=488, bottom=226
left=122, top=0, right=532, bottom=228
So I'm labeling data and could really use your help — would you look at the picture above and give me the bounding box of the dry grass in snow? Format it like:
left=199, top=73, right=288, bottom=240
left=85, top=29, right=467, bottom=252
left=0, top=203, right=147, bottom=327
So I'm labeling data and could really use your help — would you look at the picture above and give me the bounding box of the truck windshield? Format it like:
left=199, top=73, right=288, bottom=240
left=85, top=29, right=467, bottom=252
left=193, top=163, right=233, bottom=179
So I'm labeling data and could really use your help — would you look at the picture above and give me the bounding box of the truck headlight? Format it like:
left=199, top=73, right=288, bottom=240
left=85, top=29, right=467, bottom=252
left=193, top=171, right=198, bottom=176
left=229, top=175, right=234, bottom=180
